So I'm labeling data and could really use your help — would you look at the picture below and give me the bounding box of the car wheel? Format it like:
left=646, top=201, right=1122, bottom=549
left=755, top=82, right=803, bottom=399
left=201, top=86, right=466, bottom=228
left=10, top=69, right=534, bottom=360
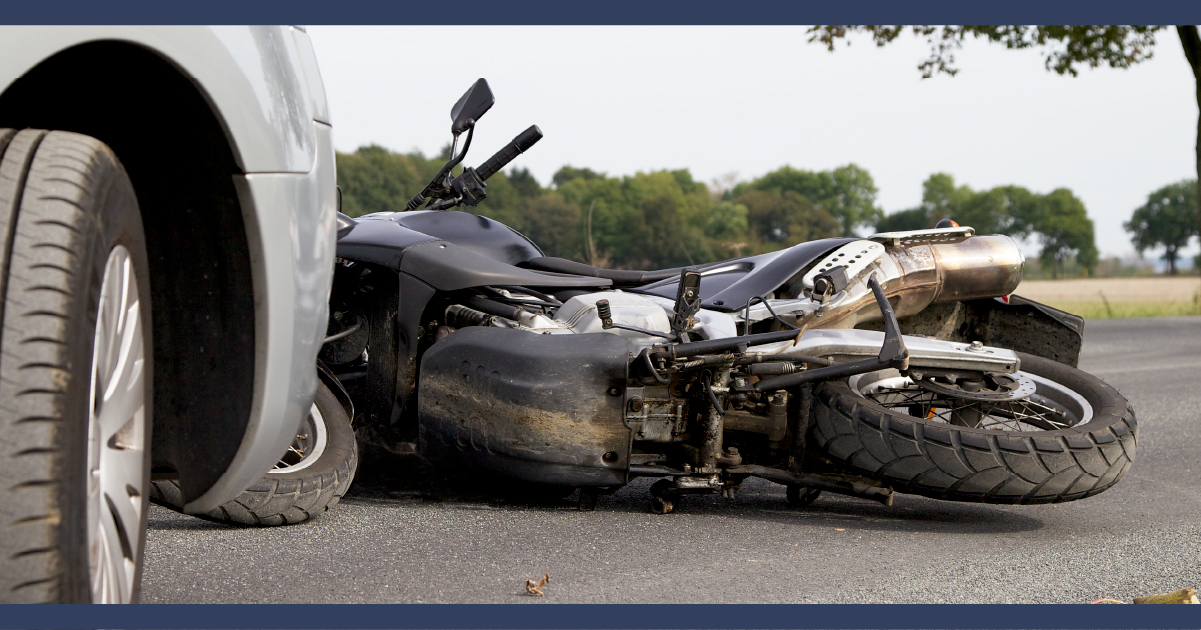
left=0, top=129, right=153, bottom=603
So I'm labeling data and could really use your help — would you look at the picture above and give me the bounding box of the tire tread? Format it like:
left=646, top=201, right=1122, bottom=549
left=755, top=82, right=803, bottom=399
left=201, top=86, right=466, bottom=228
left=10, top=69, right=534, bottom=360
left=811, top=352, right=1137, bottom=504
left=0, top=129, right=148, bottom=603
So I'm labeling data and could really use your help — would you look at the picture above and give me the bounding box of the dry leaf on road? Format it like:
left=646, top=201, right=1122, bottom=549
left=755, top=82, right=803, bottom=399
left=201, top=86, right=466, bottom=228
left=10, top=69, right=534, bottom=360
left=525, top=573, right=549, bottom=596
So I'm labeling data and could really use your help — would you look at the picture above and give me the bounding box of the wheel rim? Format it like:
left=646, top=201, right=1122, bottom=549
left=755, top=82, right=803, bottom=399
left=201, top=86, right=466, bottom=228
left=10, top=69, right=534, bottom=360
left=269, top=403, right=327, bottom=473
left=86, top=245, right=147, bottom=604
left=850, top=368, right=1094, bottom=432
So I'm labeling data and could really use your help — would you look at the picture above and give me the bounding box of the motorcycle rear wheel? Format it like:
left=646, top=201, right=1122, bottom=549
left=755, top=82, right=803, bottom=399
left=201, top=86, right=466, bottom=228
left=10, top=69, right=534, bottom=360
left=811, top=352, right=1136, bottom=504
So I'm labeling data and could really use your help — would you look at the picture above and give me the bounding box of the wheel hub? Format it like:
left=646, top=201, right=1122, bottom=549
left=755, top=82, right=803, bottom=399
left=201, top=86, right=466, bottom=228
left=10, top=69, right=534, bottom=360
left=86, top=245, right=146, bottom=604
left=915, top=372, right=1037, bottom=402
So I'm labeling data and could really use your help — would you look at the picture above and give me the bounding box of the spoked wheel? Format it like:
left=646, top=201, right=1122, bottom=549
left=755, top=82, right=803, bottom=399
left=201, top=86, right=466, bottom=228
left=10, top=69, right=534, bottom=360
left=858, top=370, right=1083, bottom=432
left=151, top=381, right=357, bottom=526
left=811, top=352, right=1137, bottom=504
left=87, top=245, right=149, bottom=603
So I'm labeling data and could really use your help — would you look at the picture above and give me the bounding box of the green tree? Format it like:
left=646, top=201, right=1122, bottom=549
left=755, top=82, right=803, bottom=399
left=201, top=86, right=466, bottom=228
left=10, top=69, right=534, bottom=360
left=875, top=206, right=931, bottom=232
left=1034, top=189, right=1098, bottom=278
left=552, top=165, right=605, bottom=188
left=507, top=167, right=542, bottom=199
left=876, top=174, right=1041, bottom=237
left=335, top=145, right=443, bottom=217
left=808, top=25, right=1201, bottom=242
left=1123, top=180, right=1199, bottom=274
left=337, top=145, right=530, bottom=227
left=514, top=191, right=582, bottom=260
left=733, top=164, right=882, bottom=237
left=555, top=167, right=743, bottom=269
left=705, top=200, right=750, bottom=257
left=733, top=189, right=840, bottom=251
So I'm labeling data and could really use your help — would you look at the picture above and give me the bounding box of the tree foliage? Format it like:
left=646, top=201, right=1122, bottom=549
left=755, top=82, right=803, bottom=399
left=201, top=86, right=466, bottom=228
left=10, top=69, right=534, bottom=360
left=1123, top=180, right=1199, bottom=274
left=1035, top=188, right=1098, bottom=278
left=337, top=146, right=1097, bottom=277
left=334, top=145, right=443, bottom=217
left=809, top=24, right=1201, bottom=252
left=808, top=26, right=1166, bottom=78
left=337, top=148, right=850, bottom=269
left=731, top=164, right=881, bottom=237
left=876, top=173, right=1098, bottom=277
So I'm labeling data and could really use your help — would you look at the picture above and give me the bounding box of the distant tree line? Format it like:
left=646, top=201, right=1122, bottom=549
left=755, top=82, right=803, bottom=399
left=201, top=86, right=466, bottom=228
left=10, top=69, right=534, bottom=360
left=336, top=145, right=878, bottom=270
left=876, top=173, right=1098, bottom=278
left=336, top=145, right=1105, bottom=277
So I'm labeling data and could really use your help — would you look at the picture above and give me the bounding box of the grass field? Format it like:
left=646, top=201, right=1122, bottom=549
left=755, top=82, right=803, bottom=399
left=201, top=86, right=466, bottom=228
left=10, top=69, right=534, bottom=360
left=1013, top=277, right=1201, bottom=319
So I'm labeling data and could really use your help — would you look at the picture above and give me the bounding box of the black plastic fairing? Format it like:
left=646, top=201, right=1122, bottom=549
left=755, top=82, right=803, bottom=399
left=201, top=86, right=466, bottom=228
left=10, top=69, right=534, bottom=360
left=635, top=238, right=854, bottom=312
left=399, top=240, right=611, bottom=291
left=703, top=238, right=853, bottom=311
left=418, top=327, right=632, bottom=486
left=335, top=216, right=437, bottom=268
left=394, top=210, right=542, bottom=265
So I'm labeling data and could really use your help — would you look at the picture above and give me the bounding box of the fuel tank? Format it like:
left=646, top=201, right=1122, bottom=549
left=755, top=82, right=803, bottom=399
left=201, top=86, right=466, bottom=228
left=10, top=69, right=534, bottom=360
left=393, top=210, right=541, bottom=265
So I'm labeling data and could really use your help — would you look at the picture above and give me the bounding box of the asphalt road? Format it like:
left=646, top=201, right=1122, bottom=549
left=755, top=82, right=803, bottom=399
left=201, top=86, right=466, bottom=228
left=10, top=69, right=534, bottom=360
left=141, top=316, right=1201, bottom=604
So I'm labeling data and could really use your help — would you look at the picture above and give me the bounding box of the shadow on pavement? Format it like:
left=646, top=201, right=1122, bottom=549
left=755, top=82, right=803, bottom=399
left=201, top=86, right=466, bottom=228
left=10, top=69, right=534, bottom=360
left=343, top=447, right=1045, bottom=536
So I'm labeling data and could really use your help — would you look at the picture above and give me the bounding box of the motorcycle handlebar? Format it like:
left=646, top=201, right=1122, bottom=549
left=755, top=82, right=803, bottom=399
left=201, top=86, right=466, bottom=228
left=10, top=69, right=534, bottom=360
left=475, top=125, right=543, bottom=181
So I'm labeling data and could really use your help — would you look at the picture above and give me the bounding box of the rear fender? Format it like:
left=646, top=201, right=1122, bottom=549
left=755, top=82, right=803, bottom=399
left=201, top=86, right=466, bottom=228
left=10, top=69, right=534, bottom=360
left=857, top=295, right=1084, bottom=367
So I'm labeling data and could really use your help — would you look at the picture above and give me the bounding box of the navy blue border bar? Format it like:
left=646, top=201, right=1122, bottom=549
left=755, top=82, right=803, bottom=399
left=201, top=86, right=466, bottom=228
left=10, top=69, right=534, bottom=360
left=1, top=604, right=1199, bottom=630
left=3, top=0, right=1201, bottom=25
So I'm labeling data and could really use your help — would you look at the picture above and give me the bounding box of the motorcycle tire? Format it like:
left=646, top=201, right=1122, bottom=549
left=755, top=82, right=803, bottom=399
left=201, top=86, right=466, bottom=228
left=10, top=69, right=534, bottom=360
left=0, top=130, right=153, bottom=603
left=811, top=352, right=1136, bottom=504
left=151, top=381, right=357, bottom=525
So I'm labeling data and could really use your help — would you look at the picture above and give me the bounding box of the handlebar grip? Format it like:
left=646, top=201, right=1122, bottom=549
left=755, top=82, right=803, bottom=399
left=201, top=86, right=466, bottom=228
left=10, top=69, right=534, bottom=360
left=475, top=125, right=543, bottom=181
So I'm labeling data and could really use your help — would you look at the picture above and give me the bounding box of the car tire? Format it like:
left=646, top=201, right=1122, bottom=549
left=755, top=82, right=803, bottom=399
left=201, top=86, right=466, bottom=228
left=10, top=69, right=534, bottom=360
left=0, top=129, right=153, bottom=603
left=150, top=381, right=357, bottom=526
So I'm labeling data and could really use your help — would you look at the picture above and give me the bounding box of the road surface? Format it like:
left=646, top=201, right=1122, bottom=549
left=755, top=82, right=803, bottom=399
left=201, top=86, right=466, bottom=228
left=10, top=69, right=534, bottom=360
left=142, top=315, right=1201, bottom=604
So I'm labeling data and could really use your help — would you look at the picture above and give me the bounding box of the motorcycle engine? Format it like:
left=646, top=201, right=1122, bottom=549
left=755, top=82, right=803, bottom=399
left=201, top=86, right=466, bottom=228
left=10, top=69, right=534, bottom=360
left=555, top=291, right=672, bottom=339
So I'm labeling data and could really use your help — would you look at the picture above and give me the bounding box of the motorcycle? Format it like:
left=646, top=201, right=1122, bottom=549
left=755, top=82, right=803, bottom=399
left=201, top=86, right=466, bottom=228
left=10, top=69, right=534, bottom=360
left=228, top=78, right=1141, bottom=520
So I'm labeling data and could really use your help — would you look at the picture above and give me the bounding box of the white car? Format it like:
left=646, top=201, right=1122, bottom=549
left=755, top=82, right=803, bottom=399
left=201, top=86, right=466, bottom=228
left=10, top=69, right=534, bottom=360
left=0, top=26, right=339, bottom=603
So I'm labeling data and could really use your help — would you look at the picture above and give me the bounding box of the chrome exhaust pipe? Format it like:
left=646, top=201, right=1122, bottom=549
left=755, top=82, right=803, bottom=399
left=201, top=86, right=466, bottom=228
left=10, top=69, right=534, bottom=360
left=807, top=228, right=1024, bottom=329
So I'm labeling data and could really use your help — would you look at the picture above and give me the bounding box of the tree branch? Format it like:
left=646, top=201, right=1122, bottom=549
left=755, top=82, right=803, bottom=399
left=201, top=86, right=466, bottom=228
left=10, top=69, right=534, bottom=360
left=1177, top=26, right=1201, bottom=242
left=1179, top=26, right=1201, bottom=77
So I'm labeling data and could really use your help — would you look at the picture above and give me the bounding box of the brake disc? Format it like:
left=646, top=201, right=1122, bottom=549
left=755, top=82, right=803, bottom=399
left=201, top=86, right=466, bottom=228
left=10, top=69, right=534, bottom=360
left=916, top=372, right=1037, bottom=402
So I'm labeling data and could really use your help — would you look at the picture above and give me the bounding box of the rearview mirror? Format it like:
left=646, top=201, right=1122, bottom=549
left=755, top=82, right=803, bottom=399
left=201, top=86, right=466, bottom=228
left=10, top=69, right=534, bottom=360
left=450, top=78, right=494, bottom=136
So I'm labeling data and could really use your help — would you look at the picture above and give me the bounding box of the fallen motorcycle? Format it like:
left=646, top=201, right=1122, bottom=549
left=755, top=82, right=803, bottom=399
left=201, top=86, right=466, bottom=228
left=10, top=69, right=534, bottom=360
left=178, top=78, right=1138, bottom=521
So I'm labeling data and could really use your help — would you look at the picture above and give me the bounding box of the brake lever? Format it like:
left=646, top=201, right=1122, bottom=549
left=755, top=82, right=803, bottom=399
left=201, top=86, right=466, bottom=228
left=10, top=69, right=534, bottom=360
left=425, top=196, right=463, bottom=211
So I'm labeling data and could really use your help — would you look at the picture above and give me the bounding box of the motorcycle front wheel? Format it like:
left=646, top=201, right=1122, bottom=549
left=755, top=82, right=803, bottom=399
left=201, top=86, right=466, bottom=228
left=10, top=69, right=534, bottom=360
left=151, top=381, right=357, bottom=525
left=811, top=352, right=1136, bottom=504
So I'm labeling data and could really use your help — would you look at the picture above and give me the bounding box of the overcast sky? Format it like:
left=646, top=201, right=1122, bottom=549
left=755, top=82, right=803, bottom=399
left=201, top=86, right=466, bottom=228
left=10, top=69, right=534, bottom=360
left=307, top=26, right=1197, bottom=260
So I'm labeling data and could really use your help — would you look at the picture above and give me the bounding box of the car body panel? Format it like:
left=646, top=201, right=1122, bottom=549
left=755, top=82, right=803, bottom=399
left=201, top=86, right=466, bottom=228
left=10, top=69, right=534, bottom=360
left=0, top=25, right=320, bottom=173
left=197, top=122, right=337, bottom=512
left=0, top=25, right=337, bottom=511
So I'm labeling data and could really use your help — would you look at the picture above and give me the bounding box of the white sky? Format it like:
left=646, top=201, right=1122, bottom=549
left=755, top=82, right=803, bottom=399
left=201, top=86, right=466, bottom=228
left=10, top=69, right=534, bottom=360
left=307, top=26, right=1198, bottom=260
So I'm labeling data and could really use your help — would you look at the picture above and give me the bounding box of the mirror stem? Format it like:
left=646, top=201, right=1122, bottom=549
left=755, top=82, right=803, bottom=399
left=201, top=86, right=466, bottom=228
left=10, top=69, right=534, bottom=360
left=405, top=124, right=475, bottom=211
